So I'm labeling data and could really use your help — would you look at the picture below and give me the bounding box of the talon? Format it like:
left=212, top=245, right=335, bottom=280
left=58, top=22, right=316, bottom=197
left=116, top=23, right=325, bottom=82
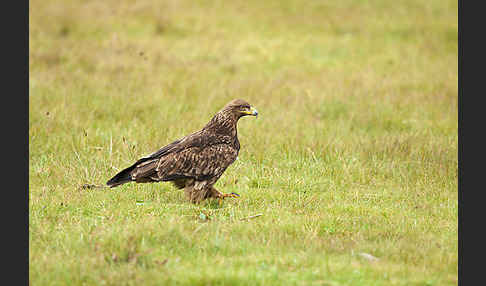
left=222, top=192, right=240, bottom=198
left=215, top=191, right=240, bottom=205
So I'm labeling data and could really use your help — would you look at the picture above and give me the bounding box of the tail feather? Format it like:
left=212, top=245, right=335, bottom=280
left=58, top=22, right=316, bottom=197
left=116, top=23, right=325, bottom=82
left=106, top=166, right=134, bottom=187
left=107, top=158, right=160, bottom=187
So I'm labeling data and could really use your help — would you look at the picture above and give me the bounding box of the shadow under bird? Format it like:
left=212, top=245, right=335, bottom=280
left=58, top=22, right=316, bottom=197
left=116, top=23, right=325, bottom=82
left=106, top=99, right=258, bottom=204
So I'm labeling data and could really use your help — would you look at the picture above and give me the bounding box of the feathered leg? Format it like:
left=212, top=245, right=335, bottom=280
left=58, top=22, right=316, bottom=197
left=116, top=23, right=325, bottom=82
left=184, top=186, right=212, bottom=204
left=184, top=185, right=240, bottom=205
left=182, top=180, right=212, bottom=204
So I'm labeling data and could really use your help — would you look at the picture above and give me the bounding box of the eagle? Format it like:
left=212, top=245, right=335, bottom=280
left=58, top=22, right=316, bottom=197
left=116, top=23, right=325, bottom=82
left=106, top=99, right=258, bottom=204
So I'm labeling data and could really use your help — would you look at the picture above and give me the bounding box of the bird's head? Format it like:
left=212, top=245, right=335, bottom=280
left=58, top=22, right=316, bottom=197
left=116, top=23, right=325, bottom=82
left=222, top=99, right=258, bottom=119
left=206, top=99, right=258, bottom=133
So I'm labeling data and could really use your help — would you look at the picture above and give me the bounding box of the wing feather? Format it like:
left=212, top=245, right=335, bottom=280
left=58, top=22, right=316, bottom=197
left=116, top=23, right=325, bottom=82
left=154, top=144, right=238, bottom=182
left=107, top=129, right=237, bottom=187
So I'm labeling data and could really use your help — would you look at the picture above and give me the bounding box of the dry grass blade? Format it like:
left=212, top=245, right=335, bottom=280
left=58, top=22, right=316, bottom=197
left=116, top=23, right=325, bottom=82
left=155, top=258, right=169, bottom=266
left=240, top=213, right=263, bottom=221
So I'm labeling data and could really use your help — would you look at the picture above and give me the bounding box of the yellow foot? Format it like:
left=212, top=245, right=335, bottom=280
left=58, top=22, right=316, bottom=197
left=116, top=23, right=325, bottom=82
left=218, top=192, right=241, bottom=205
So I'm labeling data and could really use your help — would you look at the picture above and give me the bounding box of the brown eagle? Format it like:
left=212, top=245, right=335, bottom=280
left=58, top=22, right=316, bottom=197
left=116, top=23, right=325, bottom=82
left=106, top=99, right=258, bottom=204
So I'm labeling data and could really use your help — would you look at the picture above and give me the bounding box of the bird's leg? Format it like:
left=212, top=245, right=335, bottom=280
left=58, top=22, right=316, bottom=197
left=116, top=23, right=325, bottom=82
left=211, top=187, right=240, bottom=205
left=185, top=186, right=208, bottom=204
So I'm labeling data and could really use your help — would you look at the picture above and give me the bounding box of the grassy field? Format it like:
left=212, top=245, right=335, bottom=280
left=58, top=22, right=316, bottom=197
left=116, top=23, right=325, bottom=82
left=29, top=0, right=458, bottom=285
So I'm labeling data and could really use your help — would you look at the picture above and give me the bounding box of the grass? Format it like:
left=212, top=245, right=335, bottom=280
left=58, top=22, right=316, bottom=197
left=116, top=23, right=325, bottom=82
left=29, top=0, right=458, bottom=285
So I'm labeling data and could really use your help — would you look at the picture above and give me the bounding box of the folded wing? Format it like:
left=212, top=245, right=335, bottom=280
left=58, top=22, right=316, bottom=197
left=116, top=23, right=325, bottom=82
left=106, top=132, right=237, bottom=188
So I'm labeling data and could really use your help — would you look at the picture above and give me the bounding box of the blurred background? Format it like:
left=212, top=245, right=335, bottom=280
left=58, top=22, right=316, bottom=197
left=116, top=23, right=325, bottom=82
left=30, top=0, right=457, bottom=173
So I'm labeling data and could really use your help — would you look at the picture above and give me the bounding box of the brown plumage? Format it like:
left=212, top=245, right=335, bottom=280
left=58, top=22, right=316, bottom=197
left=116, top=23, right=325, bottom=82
left=106, top=99, right=258, bottom=203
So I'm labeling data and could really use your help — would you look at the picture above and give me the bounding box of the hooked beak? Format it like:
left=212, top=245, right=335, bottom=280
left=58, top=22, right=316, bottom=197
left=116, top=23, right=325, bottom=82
left=242, top=106, right=258, bottom=117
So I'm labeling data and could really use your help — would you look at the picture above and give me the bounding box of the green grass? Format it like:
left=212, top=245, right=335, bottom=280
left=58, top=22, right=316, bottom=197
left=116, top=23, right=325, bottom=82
left=29, top=0, right=458, bottom=285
